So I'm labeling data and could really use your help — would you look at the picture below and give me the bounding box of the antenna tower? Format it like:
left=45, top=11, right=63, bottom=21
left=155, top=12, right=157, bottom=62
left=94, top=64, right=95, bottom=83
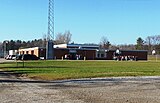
left=46, top=0, right=54, bottom=59
left=48, top=0, right=54, bottom=40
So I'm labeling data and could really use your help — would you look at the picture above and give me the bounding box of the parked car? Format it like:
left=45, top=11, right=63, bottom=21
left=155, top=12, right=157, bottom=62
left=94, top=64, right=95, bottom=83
left=10, top=55, right=16, bottom=60
left=5, top=55, right=10, bottom=60
left=16, top=55, right=23, bottom=60
left=20, top=54, right=39, bottom=60
left=5, top=55, right=16, bottom=60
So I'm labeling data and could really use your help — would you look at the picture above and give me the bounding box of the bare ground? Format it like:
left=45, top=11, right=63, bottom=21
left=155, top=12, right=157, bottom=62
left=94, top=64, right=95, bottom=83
left=1, top=69, right=160, bottom=103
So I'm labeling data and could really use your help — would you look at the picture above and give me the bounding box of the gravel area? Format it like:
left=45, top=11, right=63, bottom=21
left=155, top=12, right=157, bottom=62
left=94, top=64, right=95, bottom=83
left=1, top=71, right=160, bottom=103
left=0, top=71, right=84, bottom=103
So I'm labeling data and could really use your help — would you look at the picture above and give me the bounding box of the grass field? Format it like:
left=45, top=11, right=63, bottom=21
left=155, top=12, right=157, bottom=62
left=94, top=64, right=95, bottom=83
left=148, top=55, right=160, bottom=61
left=1, top=59, right=160, bottom=80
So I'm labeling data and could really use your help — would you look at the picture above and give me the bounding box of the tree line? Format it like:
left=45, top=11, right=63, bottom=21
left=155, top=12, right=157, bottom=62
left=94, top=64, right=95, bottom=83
left=0, top=30, right=72, bottom=51
left=135, top=35, right=160, bottom=54
left=98, top=35, right=160, bottom=54
left=1, top=31, right=160, bottom=55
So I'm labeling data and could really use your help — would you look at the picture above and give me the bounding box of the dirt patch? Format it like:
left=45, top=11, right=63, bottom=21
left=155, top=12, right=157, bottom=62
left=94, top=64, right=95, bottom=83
left=1, top=70, right=160, bottom=103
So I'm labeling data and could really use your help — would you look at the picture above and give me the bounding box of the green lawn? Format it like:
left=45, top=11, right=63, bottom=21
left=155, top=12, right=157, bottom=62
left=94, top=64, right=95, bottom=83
left=1, top=60, right=160, bottom=80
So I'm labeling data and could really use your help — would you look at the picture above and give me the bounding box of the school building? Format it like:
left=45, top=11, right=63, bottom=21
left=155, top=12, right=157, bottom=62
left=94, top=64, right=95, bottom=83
left=18, top=44, right=148, bottom=60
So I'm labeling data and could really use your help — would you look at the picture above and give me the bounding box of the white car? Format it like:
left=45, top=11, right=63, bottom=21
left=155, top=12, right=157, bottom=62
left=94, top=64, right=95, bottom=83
left=5, top=55, right=16, bottom=60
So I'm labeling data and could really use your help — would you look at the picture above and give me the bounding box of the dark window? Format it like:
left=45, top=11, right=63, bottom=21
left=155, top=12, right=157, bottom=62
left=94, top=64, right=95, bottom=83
left=101, top=54, right=104, bottom=57
left=31, top=50, right=34, bottom=55
left=98, top=54, right=100, bottom=58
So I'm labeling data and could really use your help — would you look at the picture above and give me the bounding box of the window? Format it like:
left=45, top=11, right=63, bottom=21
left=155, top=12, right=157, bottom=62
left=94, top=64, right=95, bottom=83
left=31, top=50, right=34, bottom=55
left=96, top=50, right=107, bottom=58
left=97, top=54, right=100, bottom=58
left=101, top=54, right=104, bottom=58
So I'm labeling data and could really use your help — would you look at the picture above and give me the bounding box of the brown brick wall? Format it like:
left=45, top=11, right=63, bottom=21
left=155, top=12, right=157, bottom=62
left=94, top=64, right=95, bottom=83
left=106, top=50, right=148, bottom=60
left=54, top=49, right=69, bottom=59
left=19, top=48, right=148, bottom=60
left=77, top=50, right=96, bottom=60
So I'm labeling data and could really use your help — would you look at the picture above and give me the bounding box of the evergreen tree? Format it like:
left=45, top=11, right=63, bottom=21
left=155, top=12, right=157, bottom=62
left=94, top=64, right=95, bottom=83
left=136, top=37, right=144, bottom=50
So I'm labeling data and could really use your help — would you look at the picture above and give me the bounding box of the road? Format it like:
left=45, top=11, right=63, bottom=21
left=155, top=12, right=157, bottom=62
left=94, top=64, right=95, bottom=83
left=0, top=59, right=160, bottom=103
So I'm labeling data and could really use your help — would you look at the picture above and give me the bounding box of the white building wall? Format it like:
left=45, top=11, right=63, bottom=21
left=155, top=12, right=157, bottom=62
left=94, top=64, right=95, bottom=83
left=9, top=50, right=18, bottom=55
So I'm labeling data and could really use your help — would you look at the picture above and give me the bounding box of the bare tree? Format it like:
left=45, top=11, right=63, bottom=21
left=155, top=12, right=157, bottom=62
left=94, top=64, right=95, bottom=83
left=99, top=36, right=111, bottom=49
left=146, top=35, right=160, bottom=45
left=55, top=33, right=64, bottom=44
left=0, top=42, right=3, bottom=51
left=55, top=30, right=72, bottom=44
left=64, top=31, right=72, bottom=44
left=145, top=36, right=153, bottom=53
left=117, top=44, right=136, bottom=50
left=145, top=35, right=160, bottom=54
left=155, top=35, right=160, bottom=44
left=145, top=35, right=160, bottom=46
left=42, top=34, right=47, bottom=47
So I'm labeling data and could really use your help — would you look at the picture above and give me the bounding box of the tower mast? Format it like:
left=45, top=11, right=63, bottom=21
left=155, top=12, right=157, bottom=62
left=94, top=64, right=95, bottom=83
left=48, top=0, right=54, bottom=40
left=46, top=0, right=54, bottom=59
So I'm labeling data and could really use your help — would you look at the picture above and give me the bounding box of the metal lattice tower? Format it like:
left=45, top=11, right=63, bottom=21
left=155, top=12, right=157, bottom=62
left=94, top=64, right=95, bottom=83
left=47, top=0, right=54, bottom=40
left=46, top=0, right=54, bottom=60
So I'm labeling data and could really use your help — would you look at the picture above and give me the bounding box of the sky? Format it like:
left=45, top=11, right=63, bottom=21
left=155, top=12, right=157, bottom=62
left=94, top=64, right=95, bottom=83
left=0, top=0, right=160, bottom=45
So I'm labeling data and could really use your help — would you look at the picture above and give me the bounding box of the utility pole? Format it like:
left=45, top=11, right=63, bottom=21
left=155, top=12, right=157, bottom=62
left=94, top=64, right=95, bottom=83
left=46, top=0, right=54, bottom=59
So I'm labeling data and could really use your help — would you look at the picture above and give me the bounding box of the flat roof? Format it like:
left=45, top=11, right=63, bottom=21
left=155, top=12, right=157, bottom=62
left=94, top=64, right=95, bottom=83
left=54, top=44, right=99, bottom=49
left=108, top=49, right=148, bottom=52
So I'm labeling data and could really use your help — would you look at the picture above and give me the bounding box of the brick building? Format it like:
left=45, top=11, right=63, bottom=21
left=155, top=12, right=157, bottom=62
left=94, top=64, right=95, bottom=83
left=17, top=44, right=148, bottom=60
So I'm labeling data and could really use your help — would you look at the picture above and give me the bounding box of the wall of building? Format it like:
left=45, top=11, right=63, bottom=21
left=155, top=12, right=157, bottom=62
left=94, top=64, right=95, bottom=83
left=106, top=50, right=148, bottom=60
left=54, top=49, right=96, bottom=60
left=121, top=50, right=148, bottom=60
left=77, top=49, right=96, bottom=60
left=9, top=50, right=18, bottom=55
left=18, top=47, right=46, bottom=59
left=39, top=48, right=46, bottom=59
left=54, top=48, right=69, bottom=59
left=18, top=47, right=148, bottom=60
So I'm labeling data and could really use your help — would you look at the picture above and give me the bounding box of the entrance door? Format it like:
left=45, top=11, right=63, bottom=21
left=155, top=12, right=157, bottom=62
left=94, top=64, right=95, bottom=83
left=69, top=49, right=77, bottom=60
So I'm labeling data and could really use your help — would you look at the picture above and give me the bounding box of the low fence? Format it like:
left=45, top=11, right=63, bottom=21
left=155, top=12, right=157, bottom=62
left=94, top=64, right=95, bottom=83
left=148, top=55, right=160, bottom=61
